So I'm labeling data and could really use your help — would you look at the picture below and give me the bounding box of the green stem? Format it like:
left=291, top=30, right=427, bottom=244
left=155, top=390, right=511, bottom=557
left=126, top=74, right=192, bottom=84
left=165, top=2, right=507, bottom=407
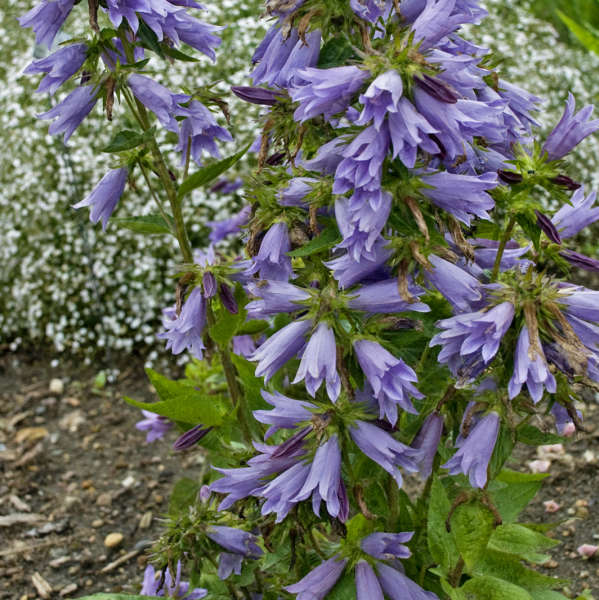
left=387, top=475, right=400, bottom=529
left=491, top=215, right=516, bottom=281
left=137, top=159, right=172, bottom=227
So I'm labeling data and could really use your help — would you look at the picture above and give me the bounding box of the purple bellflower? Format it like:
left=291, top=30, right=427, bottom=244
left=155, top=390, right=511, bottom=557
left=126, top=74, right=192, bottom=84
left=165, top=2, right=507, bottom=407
left=335, top=193, right=391, bottom=261
left=376, top=562, right=440, bottom=600
left=421, top=171, right=498, bottom=226
left=356, top=561, right=384, bottom=600
left=350, top=0, right=392, bottom=23
left=176, top=100, right=233, bottom=166
left=411, top=412, right=444, bottom=479
left=552, top=186, right=599, bottom=239
left=38, top=85, right=98, bottom=143
left=279, top=176, right=318, bottom=207
left=161, top=12, right=223, bottom=60
left=559, top=286, right=599, bottom=323
left=361, top=531, right=413, bottom=560
left=356, top=70, right=404, bottom=129
left=354, top=339, right=423, bottom=423
left=509, top=326, right=556, bottom=403
left=208, top=205, right=251, bottom=243
left=73, top=168, right=128, bottom=230
left=253, top=391, right=314, bottom=438
left=350, top=420, right=419, bottom=487
left=551, top=402, right=580, bottom=436
left=348, top=279, right=430, bottom=314
left=333, top=125, right=390, bottom=196
left=431, top=301, right=515, bottom=378
left=246, top=222, right=293, bottom=281
left=290, top=66, right=370, bottom=122
left=19, top=0, right=75, bottom=49
left=232, top=335, right=257, bottom=358
left=250, top=319, right=311, bottom=380
left=325, top=237, right=392, bottom=289
left=158, top=286, right=207, bottom=359
left=387, top=99, right=440, bottom=168
left=128, top=73, right=189, bottom=132
left=293, top=322, right=341, bottom=401
left=543, top=93, right=599, bottom=161
left=141, top=561, right=207, bottom=598
left=560, top=249, right=599, bottom=273
left=246, top=280, right=310, bottom=319
left=442, top=410, right=500, bottom=488
left=206, top=525, right=262, bottom=558
left=232, top=86, right=283, bottom=106
left=24, top=43, right=87, bottom=96
left=284, top=555, right=347, bottom=600
left=135, top=410, right=173, bottom=442
left=424, top=255, right=484, bottom=313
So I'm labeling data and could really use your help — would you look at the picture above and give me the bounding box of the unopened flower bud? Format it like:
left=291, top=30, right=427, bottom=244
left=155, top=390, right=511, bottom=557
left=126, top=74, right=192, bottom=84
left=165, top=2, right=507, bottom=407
left=416, top=74, right=459, bottom=103
left=498, top=169, right=523, bottom=184
left=551, top=174, right=581, bottom=190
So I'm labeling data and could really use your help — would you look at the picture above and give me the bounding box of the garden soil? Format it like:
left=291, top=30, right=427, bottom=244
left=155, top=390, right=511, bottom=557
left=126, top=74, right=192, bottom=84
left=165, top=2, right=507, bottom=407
left=1, top=354, right=599, bottom=599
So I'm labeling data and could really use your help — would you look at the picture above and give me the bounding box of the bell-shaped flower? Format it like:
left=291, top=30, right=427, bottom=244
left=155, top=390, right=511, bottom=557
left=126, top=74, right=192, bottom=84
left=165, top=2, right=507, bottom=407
left=559, top=286, right=599, bottom=322
left=284, top=555, right=347, bottom=599
left=442, top=411, right=500, bottom=488
left=246, top=280, right=310, bottom=319
left=424, top=255, right=484, bottom=313
left=208, top=205, right=250, bottom=243
left=250, top=320, right=311, bottom=380
left=376, top=562, right=440, bottom=600
left=356, top=70, right=404, bottom=129
left=25, top=43, right=87, bottom=96
left=350, top=0, right=393, bottom=23
left=290, top=66, right=370, bottom=122
left=253, top=391, right=315, bottom=438
left=141, top=560, right=207, bottom=599
left=135, top=410, right=173, bottom=443
left=158, top=287, right=207, bottom=359
left=421, top=171, right=498, bottom=226
left=509, top=326, right=556, bottom=403
left=350, top=420, right=419, bottom=487
left=73, top=168, right=128, bottom=230
left=543, top=93, right=599, bottom=161
left=411, top=412, right=444, bottom=479
left=19, top=0, right=75, bottom=49
left=206, top=525, right=262, bottom=558
left=552, top=186, right=599, bottom=239
left=293, top=322, right=341, bottom=401
left=38, top=85, right=98, bottom=143
left=361, top=531, right=413, bottom=560
left=431, top=301, right=515, bottom=377
left=354, top=340, right=423, bottom=423
left=355, top=561, right=384, bottom=600
left=246, top=222, right=293, bottom=281
left=348, top=279, right=430, bottom=314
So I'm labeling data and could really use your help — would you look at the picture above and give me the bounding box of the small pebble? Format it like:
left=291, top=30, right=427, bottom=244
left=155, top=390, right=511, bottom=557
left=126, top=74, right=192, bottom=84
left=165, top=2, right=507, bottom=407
left=121, top=475, right=136, bottom=488
left=49, top=379, right=64, bottom=395
left=67, top=565, right=79, bottom=576
left=92, top=519, right=104, bottom=528
left=139, top=511, right=152, bottom=529
left=59, top=583, right=78, bottom=597
left=104, top=532, right=124, bottom=548
left=578, top=544, right=599, bottom=558
left=543, top=500, right=560, bottom=513
left=544, top=559, right=558, bottom=569
left=528, top=459, right=551, bottom=473
left=580, top=570, right=590, bottom=578
left=96, top=492, right=112, bottom=506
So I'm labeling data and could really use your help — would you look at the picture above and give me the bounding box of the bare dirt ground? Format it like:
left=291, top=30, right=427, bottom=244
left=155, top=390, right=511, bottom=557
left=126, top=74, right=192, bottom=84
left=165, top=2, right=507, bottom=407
left=1, top=353, right=599, bottom=599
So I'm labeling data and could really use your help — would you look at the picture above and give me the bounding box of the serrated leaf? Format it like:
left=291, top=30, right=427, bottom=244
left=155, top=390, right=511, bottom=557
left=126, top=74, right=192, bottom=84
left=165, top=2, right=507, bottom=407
left=138, top=20, right=165, bottom=57
left=102, top=129, right=145, bottom=153
left=451, top=501, right=495, bottom=570
left=461, top=575, right=532, bottom=600
left=473, top=550, right=566, bottom=591
left=177, top=144, right=250, bottom=199
left=488, top=524, right=559, bottom=563
left=489, top=469, right=548, bottom=523
left=123, top=369, right=227, bottom=426
left=287, top=226, right=340, bottom=257
left=317, top=37, right=356, bottom=68
left=516, top=424, right=565, bottom=446
left=113, top=214, right=173, bottom=235
left=163, top=46, right=199, bottom=62
left=428, top=477, right=459, bottom=572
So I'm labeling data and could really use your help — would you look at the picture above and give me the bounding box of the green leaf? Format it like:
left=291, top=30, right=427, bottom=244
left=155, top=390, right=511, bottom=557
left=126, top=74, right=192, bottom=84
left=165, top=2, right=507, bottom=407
left=169, top=477, right=200, bottom=517
left=531, top=591, right=571, bottom=600
left=138, top=20, right=165, bottom=57
left=113, top=214, right=173, bottom=235
left=488, top=524, right=559, bottom=563
left=177, top=144, right=250, bottom=199
left=460, top=576, right=532, bottom=600
left=317, top=37, right=356, bottom=68
left=516, top=424, right=564, bottom=446
left=346, top=514, right=375, bottom=546
left=162, top=46, right=199, bottom=62
left=236, top=319, right=270, bottom=335
left=517, top=213, right=541, bottom=251
left=102, top=129, right=145, bottom=153
left=123, top=368, right=228, bottom=426
left=287, top=226, right=341, bottom=257
left=558, top=10, right=599, bottom=54
left=489, top=469, right=548, bottom=523
left=473, top=550, right=565, bottom=591
left=450, top=501, right=495, bottom=570
left=428, top=478, right=459, bottom=572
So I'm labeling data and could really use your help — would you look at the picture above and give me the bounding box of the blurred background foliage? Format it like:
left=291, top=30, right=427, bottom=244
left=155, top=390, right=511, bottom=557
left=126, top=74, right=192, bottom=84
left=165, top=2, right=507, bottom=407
left=2, top=0, right=599, bottom=361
